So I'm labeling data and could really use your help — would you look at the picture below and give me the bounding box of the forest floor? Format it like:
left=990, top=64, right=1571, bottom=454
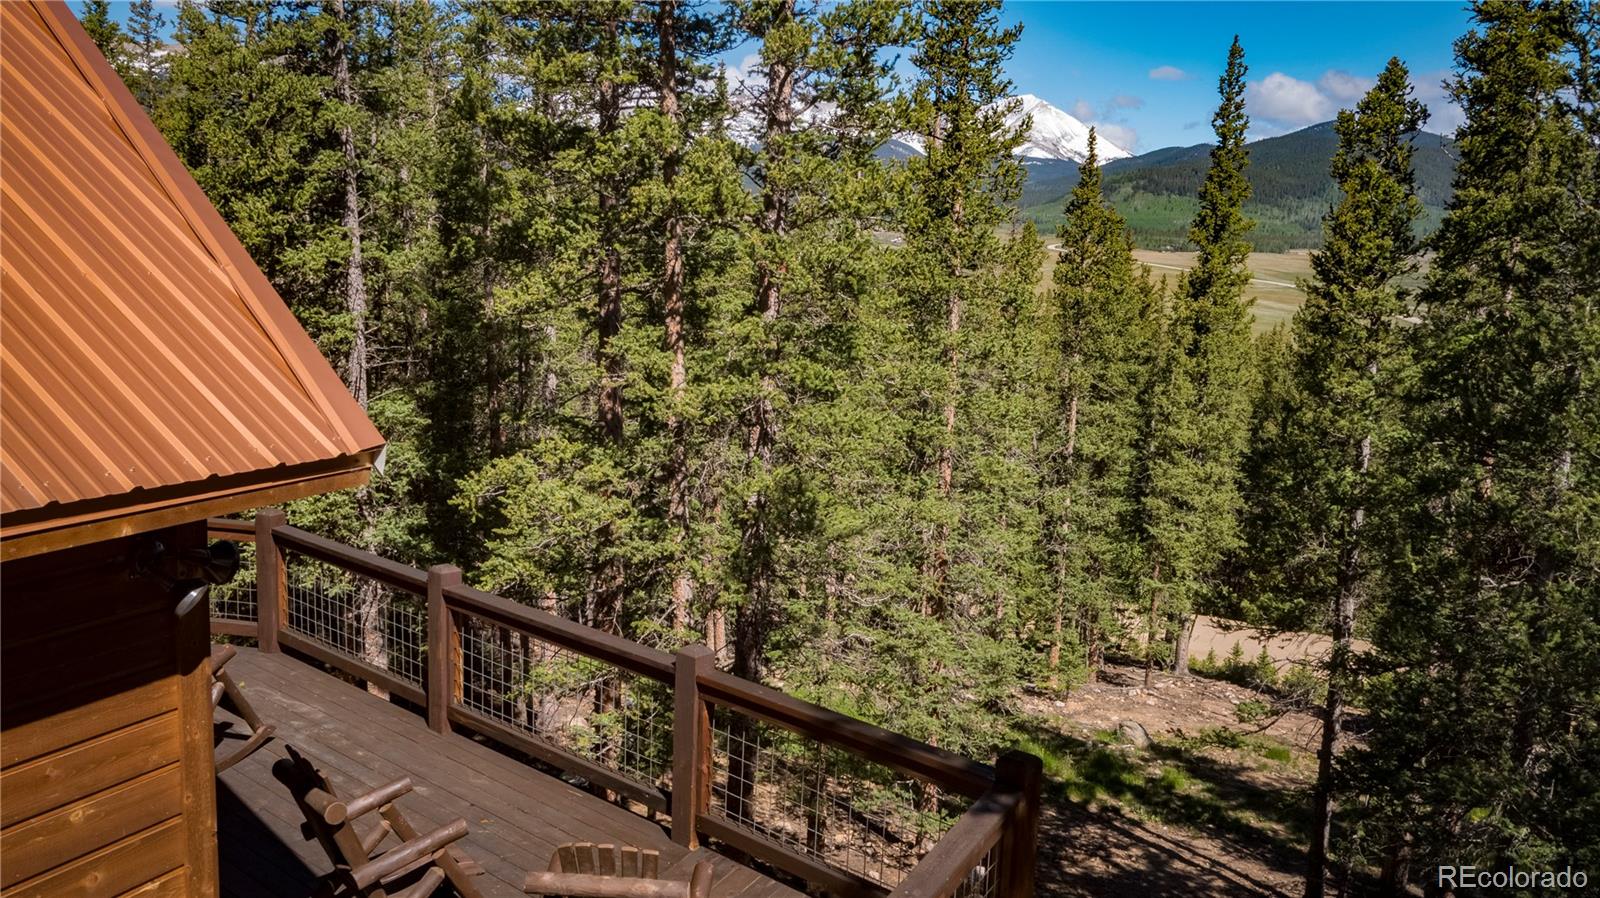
left=1017, top=662, right=1324, bottom=898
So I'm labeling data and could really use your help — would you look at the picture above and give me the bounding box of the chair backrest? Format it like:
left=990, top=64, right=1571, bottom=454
left=273, top=745, right=374, bottom=873
left=525, top=844, right=712, bottom=898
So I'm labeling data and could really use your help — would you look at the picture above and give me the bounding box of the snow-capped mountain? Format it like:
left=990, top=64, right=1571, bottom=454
left=881, top=94, right=1129, bottom=165
left=1005, top=94, right=1131, bottom=163
left=727, top=88, right=1130, bottom=166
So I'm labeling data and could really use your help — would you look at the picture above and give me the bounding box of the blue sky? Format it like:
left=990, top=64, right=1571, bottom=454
left=88, top=1, right=1474, bottom=155
left=991, top=2, right=1474, bottom=152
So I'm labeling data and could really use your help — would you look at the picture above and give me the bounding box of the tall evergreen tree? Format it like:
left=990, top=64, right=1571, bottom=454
left=1349, top=3, right=1600, bottom=887
left=1043, top=129, right=1160, bottom=685
left=79, top=1, right=125, bottom=71
left=126, top=0, right=168, bottom=110
left=1253, top=59, right=1430, bottom=898
left=901, top=0, right=1028, bottom=619
left=1134, top=36, right=1256, bottom=685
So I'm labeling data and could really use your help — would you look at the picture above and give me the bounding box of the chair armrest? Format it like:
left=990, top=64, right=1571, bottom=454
left=210, top=644, right=237, bottom=673
left=343, top=777, right=414, bottom=822
left=522, top=872, right=691, bottom=898
left=351, top=819, right=469, bottom=889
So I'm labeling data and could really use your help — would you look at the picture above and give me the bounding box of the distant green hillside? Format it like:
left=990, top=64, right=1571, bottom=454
left=1022, top=122, right=1457, bottom=252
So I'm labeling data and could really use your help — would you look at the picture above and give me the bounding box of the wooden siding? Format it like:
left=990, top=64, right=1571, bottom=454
left=0, top=526, right=218, bottom=898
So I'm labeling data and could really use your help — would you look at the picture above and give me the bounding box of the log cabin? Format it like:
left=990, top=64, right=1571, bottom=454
left=0, top=3, right=384, bottom=895
left=0, top=5, right=1041, bottom=898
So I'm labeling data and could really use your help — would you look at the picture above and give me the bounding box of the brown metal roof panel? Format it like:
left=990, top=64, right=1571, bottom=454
left=0, top=1, right=384, bottom=548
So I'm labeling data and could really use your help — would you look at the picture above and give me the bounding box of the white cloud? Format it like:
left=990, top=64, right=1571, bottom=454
left=1071, top=98, right=1097, bottom=121
left=1410, top=69, right=1465, bottom=135
left=1247, top=72, right=1337, bottom=129
left=723, top=52, right=762, bottom=91
left=1317, top=70, right=1373, bottom=104
left=1092, top=122, right=1139, bottom=153
left=1245, top=67, right=1464, bottom=137
left=1110, top=94, right=1144, bottom=110
left=1149, top=65, right=1189, bottom=81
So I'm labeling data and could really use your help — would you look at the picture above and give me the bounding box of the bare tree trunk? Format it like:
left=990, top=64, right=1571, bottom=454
left=1144, top=562, right=1162, bottom=689
left=589, top=14, right=626, bottom=641
left=657, top=1, right=694, bottom=633
left=331, top=0, right=386, bottom=700
left=928, top=269, right=962, bottom=617
left=1173, top=613, right=1195, bottom=675
left=729, top=0, right=796, bottom=829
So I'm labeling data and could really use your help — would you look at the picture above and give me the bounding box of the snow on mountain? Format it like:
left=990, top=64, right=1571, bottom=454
left=1004, top=94, right=1131, bottom=163
left=728, top=91, right=1130, bottom=165
left=881, top=94, right=1130, bottom=165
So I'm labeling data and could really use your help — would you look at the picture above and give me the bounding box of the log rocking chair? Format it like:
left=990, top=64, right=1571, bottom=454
left=273, top=745, right=486, bottom=898
left=210, top=644, right=275, bottom=773
left=524, top=843, right=713, bottom=898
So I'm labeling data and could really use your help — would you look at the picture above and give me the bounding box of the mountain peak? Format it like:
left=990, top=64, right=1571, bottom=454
left=997, top=95, right=1131, bottom=164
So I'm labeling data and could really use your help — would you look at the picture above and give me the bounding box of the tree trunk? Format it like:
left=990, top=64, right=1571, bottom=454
left=589, top=14, right=626, bottom=641
left=928, top=267, right=962, bottom=617
left=1306, top=431, right=1371, bottom=898
left=331, top=0, right=386, bottom=700
left=332, top=0, right=368, bottom=408
left=658, top=1, right=694, bottom=633
left=729, top=0, right=796, bottom=831
left=1173, top=613, right=1195, bottom=675
left=1144, top=562, right=1162, bottom=689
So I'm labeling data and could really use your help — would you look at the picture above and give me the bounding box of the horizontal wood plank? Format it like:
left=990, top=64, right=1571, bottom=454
left=272, top=525, right=428, bottom=594
left=1, top=712, right=180, bottom=827
left=0, top=765, right=183, bottom=888
left=4, top=816, right=185, bottom=898
left=697, top=671, right=994, bottom=798
left=443, top=584, right=674, bottom=682
left=1, top=676, right=177, bottom=769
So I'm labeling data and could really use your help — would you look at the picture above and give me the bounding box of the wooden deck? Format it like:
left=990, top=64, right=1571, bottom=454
left=214, top=647, right=806, bottom=898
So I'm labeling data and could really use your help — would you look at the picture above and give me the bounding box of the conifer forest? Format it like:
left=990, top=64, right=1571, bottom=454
left=81, top=1, right=1597, bottom=895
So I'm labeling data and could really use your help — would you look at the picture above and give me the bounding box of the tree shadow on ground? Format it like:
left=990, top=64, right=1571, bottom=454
left=1015, top=718, right=1312, bottom=897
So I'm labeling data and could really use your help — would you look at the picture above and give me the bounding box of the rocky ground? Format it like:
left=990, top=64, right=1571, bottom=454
left=1022, top=663, right=1326, bottom=898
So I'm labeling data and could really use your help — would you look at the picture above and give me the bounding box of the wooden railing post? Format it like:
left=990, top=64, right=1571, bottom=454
left=427, top=564, right=463, bottom=734
left=995, top=750, right=1043, bottom=898
left=255, top=508, right=287, bottom=652
left=672, top=645, right=714, bottom=848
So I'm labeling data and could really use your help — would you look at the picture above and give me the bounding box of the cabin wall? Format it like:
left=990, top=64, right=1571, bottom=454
left=1, top=522, right=218, bottom=898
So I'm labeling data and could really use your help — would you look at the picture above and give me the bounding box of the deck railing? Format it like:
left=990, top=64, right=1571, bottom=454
left=206, top=512, right=1040, bottom=898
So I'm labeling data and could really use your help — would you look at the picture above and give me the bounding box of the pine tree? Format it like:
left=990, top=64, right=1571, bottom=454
left=1349, top=2, right=1599, bottom=885
left=1134, top=37, right=1256, bottom=686
left=1258, top=58, right=1430, bottom=898
left=78, top=1, right=125, bottom=71
left=126, top=0, right=168, bottom=110
left=1043, top=129, right=1160, bottom=686
left=901, top=0, right=1028, bottom=619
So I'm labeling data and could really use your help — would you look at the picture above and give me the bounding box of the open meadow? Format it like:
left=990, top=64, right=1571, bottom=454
left=1038, top=244, right=1316, bottom=333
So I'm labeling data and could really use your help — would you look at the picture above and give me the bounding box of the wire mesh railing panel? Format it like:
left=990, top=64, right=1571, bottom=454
left=950, top=842, right=1001, bottom=898
left=209, top=540, right=258, bottom=622
left=708, top=706, right=968, bottom=888
left=283, top=552, right=426, bottom=687
left=454, top=613, right=673, bottom=792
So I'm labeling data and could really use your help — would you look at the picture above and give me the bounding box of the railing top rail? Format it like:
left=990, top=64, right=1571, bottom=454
left=443, top=582, right=675, bottom=683
left=207, top=517, right=254, bottom=539
left=697, top=668, right=996, bottom=799
left=219, top=514, right=998, bottom=799
left=273, top=524, right=429, bottom=595
left=888, top=786, right=1019, bottom=898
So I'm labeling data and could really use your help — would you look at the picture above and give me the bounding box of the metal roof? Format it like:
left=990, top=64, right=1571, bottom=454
left=0, top=1, right=384, bottom=559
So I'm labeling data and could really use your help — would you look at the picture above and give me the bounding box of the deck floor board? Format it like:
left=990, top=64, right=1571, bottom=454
left=216, top=647, right=806, bottom=898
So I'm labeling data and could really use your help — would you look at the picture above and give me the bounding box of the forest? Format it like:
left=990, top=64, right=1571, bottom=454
left=82, top=1, right=1597, bottom=895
